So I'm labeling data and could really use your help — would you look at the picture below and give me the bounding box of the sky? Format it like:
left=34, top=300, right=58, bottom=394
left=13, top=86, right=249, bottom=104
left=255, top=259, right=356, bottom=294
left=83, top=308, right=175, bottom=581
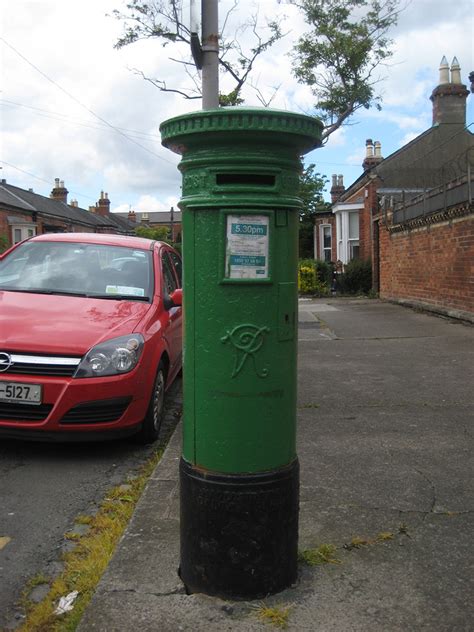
left=1, top=0, right=473, bottom=213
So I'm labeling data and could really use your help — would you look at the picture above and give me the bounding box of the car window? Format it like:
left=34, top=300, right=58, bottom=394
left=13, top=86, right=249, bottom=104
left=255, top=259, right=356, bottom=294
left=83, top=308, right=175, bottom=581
left=168, top=251, right=182, bottom=287
left=0, top=241, right=153, bottom=300
left=162, top=252, right=177, bottom=295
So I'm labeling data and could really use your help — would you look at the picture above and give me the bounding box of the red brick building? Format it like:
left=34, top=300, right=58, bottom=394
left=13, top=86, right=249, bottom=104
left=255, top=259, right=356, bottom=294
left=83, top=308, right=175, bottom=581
left=0, top=179, right=134, bottom=250
left=325, top=56, right=473, bottom=321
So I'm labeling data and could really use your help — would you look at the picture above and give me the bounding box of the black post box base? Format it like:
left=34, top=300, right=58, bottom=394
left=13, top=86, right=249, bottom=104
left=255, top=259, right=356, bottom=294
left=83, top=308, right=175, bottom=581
left=179, top=457, right=299, bottom=600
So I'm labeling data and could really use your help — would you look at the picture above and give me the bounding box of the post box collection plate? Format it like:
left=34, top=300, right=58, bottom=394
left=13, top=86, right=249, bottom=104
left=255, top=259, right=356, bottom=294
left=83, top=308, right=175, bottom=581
left=225, top=214, right=269, bottom=279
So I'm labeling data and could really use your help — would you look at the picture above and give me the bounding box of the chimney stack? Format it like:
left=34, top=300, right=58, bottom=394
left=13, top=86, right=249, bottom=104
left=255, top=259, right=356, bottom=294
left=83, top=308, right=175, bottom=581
left=128, top=209, right=137, bottom=223
left=50, top=177, right=68, bottom=203
left=96, top=191, right=111, bottom=217
left=363, top=139, right=383, bottom=171
left=330, top=173, right=345, bottom=203
left=430, top=56, right=469, bottom=126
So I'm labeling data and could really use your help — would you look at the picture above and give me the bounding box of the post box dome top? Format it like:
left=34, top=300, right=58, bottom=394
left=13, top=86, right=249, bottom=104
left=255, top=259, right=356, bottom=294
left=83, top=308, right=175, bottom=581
left=160, top=107, right=323, bottom=155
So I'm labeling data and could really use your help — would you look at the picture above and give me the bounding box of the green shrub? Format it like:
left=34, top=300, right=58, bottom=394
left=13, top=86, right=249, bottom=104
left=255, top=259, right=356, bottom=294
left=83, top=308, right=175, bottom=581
left=298, top=259, right=330, bottom=296
left=339, top=259, right=372, bottom=294
left=314, top=259, right=334, bottom=286
left=0, top=234, right=9, bottom=254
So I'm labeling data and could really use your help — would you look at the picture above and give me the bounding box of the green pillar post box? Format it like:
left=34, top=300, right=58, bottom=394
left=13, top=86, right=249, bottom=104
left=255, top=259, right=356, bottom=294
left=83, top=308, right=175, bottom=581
left=160, top=108, right=322, bottom=599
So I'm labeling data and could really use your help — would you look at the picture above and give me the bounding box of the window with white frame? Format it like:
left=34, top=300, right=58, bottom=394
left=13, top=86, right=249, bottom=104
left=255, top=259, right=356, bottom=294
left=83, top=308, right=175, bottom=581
left=13, top=225, right=36, bottom=244
left=348, top=212, right=360, bottom=261
left=333, top=203, right=363, bottom=264
left=319, top=224, right=332, bottom=262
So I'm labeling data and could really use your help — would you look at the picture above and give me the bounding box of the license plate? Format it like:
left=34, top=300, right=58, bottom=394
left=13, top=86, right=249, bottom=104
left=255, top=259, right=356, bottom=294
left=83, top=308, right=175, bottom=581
left=0, top=381, right=42, bottom=405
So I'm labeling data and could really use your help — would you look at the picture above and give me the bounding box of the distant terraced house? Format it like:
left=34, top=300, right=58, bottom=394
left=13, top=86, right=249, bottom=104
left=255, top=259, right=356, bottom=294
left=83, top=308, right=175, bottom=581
left=115, top=208, right=182, bottom=243
left=0, top=178, right=135, bottom=250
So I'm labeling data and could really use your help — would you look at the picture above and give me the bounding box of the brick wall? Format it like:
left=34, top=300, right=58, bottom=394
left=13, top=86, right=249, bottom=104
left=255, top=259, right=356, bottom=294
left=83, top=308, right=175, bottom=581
left=378, top=214, right=474, bottom=314
left=360, top=183, right=378, bottom=261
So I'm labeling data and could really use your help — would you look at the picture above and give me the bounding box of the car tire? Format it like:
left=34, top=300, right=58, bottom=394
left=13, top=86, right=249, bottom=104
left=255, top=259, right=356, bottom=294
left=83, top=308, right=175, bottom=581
left=135, top=362, right=166, bottom=444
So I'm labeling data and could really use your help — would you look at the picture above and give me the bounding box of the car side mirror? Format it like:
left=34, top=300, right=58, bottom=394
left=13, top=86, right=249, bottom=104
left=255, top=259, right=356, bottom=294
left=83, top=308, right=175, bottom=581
left=164, top=288, right=182, bottom=310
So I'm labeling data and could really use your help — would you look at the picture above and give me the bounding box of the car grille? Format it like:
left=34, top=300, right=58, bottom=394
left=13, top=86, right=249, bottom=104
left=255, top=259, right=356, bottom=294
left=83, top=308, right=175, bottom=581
left=0, top=402, right=53, bottom=422
left=1, top=353, right=81, bottom=377
left=60, top=397, right=132, bottom=424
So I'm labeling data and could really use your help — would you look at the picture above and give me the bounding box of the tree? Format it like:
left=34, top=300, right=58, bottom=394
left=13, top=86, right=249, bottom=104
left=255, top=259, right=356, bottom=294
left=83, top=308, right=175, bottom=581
left=112, top=0, right=402, bottom=138
left=112, top=0, right=283, bottom=106
left=298, top=164, right=331, bottom=258
left=290, top=0, right=402, bottom=142
left=135, top=225, right=171, bottom=241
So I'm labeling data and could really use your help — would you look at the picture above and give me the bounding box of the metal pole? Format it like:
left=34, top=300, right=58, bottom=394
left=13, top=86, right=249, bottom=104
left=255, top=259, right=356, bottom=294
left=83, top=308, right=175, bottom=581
left=201, top=0, right=219, bottom=109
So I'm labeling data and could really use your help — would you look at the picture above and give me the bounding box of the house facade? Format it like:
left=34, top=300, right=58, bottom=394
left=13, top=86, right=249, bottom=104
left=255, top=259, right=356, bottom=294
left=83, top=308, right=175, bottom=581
left=0, top=179, right=134, bottom=250
left=322, top=56, right=473, bottom=320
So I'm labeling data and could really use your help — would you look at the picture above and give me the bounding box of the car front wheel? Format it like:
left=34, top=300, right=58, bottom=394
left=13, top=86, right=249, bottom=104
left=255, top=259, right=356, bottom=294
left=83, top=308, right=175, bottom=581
left=135, top=362, right=166, bottom=444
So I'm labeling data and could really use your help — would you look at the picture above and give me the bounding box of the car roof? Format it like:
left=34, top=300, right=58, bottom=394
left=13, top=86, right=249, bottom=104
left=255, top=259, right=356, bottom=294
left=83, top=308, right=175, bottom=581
left=28, top=233, right=162, bottom=251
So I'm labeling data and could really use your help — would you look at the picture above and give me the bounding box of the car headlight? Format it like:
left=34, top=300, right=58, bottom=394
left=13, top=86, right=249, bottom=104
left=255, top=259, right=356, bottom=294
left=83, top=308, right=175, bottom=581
left=74, top=334, right=144, bottom=378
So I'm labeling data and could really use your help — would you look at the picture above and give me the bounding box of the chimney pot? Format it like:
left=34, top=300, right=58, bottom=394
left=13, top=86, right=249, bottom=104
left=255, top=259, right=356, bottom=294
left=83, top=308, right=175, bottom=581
left=451, top=57, right=462, bottom=84
left=439, top=56, right=450, bottom=83
left=332, top=174, right=338, bottom=186
left=365, top=139, right=374, bottom=157
left=374, top=141, right=382, bottom=157
left=337, top=174, right=343, bottom=186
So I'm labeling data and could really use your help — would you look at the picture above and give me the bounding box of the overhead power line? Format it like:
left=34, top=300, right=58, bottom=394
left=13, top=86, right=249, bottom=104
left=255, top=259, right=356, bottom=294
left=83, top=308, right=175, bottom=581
left=0, top=99, right=161, bottom=142
left=0, top=37, right=177, bottom=167
left=0, top=160, right=98, bottom=202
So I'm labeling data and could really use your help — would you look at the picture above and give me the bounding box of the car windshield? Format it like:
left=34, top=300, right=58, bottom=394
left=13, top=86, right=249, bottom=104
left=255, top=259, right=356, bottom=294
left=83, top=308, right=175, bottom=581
left=0, top=241, right=153, bottom=300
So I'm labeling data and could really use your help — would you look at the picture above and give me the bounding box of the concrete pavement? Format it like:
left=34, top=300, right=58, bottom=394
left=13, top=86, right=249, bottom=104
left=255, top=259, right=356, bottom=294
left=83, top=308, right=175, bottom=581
left=79, top=298, right=474, bottom=631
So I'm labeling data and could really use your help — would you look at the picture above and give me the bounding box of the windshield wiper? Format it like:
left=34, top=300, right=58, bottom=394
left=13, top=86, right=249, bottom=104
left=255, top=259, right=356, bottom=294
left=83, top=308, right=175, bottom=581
left=87, top=293, right=150, bottom=301
left=0, top=287, right=58, bottom=295
left=0, top=287, right=150, bottom=301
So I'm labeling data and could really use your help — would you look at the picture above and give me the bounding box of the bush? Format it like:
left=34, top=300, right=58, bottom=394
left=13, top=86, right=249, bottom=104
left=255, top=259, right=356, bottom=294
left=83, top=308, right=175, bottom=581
left=338, top=259, right=372, bottom=295
left=0, top=234, right=9, bottom=254
left=314, top=259, right=334, bottom=286
left=298, top=259, right=330, bottom=296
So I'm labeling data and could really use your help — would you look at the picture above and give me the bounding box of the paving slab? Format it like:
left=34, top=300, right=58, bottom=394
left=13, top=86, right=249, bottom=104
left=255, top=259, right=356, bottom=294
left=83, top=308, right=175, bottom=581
left=79, top=298, right=474, bottom=632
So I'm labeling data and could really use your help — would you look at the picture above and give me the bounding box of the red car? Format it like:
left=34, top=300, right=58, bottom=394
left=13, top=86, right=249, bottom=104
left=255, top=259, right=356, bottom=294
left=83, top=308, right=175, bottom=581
left=0, top=233, right=182, bottom=442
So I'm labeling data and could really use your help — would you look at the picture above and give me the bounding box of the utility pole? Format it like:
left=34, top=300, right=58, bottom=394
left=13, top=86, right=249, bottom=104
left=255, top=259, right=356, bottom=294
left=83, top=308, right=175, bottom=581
left=190, top=0, right=219, bottom=109
left=201, top=0, right=219, bottom=108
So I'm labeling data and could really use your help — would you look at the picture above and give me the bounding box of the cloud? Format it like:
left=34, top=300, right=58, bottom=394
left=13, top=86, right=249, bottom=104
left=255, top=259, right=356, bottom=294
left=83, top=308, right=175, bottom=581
left=1, top=0, right=473, bottom=210
left=112, top=193, right=179, bottom=214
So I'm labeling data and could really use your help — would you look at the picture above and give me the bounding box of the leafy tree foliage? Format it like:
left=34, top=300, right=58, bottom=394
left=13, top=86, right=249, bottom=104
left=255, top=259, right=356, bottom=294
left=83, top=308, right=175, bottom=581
left=112, top=0, right=283, bottom=106
left=112, top=0, right=402, bottom=137
left=299, top=163, right=328, bottom=217
left=290, top=0, right=401, bottom=141
left=135, top=225, right=170, bottom=241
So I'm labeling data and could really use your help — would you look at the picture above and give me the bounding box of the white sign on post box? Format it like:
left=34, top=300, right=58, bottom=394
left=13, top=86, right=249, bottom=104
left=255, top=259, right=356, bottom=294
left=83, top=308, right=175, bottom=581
left=225, top=215, right=269, bottom=279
